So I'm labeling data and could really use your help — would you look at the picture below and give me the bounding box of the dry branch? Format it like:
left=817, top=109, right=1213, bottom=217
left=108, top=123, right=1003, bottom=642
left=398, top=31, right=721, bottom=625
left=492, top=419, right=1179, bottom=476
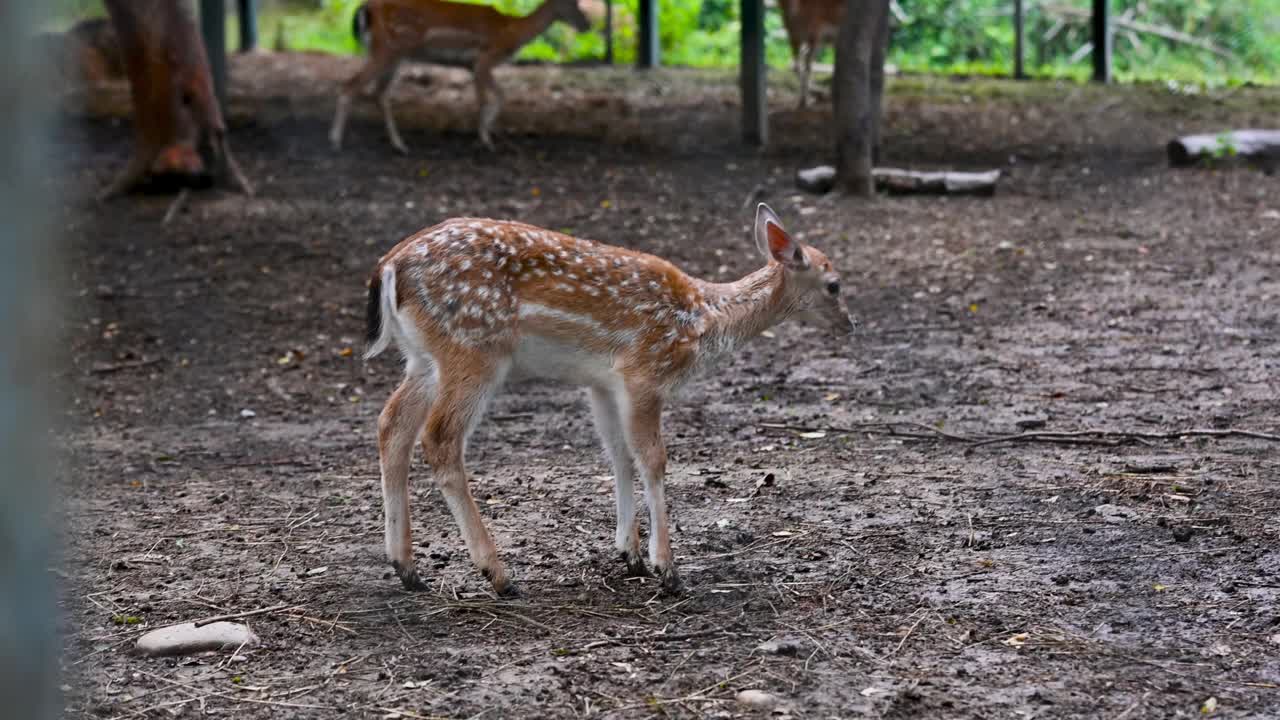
left=193, top=602, right=295, bottom=628
left=796, top=165, right=1000, bottom=195
left=759, top=420, right=1280, bottom=451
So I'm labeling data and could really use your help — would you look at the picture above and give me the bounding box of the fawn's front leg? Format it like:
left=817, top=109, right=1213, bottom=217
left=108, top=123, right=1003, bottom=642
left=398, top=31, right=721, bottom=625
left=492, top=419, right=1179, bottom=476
left=625, top=388, right=682, bottom=594
left=378, top=374, right=434, bottom=590
left=589, top=387, right=646, bottom=577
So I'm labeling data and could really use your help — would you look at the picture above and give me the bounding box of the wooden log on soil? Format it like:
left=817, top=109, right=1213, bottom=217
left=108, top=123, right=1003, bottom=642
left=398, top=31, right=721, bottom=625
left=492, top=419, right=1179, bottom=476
left=1167, top=130, right=1280, bottom=174
left=796, top=165, right=1001, bottom=196
left=100, top=0, right=253, bottom=201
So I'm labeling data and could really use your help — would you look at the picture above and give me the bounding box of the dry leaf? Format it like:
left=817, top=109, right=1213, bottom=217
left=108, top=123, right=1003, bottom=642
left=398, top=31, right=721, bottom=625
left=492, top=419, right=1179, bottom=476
left=823, top=392, right=840, bottom=401
left=1004, top=633, right=1028, bottom=647
left=1201, top=697, right=1218, bottom=714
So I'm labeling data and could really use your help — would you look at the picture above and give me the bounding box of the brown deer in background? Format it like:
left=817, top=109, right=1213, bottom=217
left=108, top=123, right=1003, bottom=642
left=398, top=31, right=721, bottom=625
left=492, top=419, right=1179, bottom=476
left=330, top=0, right=590, bottom=153
left=779, top=0, right=845, bottom=109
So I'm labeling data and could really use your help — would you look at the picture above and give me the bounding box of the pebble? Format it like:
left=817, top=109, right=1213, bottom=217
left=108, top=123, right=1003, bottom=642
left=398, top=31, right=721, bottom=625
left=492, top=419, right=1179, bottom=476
left=736, top=689, right=782, bottom=710
left=795, top=166, right=837, bottom=194
left=1093, top=504, right=1139, bottom=523
left=135, top=621, right=258, bottom=657
left=757, top=638, right=803, bottom=656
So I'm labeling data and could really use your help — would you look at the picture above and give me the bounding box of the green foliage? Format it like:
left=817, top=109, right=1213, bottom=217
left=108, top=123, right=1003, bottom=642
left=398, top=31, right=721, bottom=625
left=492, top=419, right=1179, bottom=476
left=45, top=0, right=1277, bottom=84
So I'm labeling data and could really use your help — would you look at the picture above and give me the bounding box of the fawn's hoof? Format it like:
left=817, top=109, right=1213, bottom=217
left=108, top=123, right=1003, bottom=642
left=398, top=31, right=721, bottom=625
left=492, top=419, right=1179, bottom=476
left=621, top=551, right=652, bottom=578
left=483, top=567, right=523, bottom=599
left=658, top=566, right=685, bottom=595
left=392, top=561, right=430, bottom=592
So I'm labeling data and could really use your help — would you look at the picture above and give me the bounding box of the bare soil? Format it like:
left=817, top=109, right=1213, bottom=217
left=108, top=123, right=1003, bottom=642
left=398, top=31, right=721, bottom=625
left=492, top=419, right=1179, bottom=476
left=54, top=53, right=1280, bottom=719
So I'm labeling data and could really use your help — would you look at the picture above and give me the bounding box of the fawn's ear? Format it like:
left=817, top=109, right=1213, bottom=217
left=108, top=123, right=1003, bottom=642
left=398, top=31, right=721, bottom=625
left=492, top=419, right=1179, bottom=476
left=754, top=203, right=807, bottom=270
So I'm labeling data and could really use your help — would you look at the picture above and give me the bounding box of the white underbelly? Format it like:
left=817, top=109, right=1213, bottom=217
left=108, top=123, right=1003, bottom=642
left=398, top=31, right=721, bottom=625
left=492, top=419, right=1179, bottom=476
left=508, top=334, right=618, bottom=387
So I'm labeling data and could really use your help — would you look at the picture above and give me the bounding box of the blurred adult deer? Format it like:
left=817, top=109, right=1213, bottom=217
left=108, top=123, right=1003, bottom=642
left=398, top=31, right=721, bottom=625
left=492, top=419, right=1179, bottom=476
left=778, top=0, right=844, bottom=108
left=330, top=0, right=590, bottom=153
left=364, top=205, right=855, bottom=595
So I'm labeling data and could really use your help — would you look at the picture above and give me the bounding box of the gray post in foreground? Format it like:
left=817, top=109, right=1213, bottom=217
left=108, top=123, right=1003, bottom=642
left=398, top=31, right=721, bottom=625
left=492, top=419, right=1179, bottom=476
left=0, top=3, right=58, bottom=719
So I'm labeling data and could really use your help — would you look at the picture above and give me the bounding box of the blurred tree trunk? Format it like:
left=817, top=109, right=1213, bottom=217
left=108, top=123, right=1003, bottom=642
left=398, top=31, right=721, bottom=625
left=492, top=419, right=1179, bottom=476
left=100, top=0, right=251, bottom=199
left=833, top=0, right=889, bottom=196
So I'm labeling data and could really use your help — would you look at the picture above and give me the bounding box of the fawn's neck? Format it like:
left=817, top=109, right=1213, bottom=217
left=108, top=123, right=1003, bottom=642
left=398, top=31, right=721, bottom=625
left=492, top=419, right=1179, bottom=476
left=696, top=263, right=796, bottom=356
left=511, top=2, right=559, bottom=46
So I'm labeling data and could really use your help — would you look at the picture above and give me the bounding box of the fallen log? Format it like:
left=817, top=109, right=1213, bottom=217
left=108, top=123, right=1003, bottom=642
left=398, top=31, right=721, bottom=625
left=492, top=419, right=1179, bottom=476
left=796, top=165, right=1000, bottom=195
left=1167, top=130, right=1280, bottom=174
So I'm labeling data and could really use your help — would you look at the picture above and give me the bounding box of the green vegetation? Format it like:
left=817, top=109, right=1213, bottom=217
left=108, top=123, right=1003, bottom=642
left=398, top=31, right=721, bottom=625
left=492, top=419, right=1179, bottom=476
left=48, top=0, right=1278, bottom=85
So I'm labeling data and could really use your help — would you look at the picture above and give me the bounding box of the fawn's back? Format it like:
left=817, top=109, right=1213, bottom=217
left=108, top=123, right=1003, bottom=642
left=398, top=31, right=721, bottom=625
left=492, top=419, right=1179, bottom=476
left=370, top=218, right=718, bottom=387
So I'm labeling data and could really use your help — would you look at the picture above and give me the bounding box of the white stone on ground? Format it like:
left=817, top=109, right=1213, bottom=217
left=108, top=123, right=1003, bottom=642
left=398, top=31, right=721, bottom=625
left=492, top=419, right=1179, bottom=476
left=736, top=689, right=783, bottom=710
left=135, top=621, right=258, bottom=657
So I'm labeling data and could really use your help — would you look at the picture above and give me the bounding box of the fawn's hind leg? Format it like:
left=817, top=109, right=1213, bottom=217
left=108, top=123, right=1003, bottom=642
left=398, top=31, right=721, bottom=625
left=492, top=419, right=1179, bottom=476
left=378, top=371, right=436, bottom=590
left=421, top=357, right=519, bottom=596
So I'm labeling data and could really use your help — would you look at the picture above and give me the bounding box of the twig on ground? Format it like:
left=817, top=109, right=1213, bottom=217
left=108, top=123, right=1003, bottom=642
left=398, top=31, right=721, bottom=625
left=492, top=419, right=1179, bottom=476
left=91, top=357, right=164, bottom=374
left=193, top=602, right=295, bottom=627
left=1088, top=547, right=1232, bottom=563
left=389, top=601, right=414, bottom=642
left=893, top=610, right=930, bottom=655
left=162, top=187, right=190, bottom=225
left=759, top=420, right=1280, bottom=451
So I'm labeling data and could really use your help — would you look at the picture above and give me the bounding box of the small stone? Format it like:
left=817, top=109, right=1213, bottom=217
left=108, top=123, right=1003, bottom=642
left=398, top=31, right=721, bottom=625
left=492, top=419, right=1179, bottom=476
left=240, top=409, right=256, bottom=418
left=736, top=689, right=782, bottom=710
left=1093, top=504, right=1138, bottom=523
left=795, top=166, right=837, bottom=194
left=757, top=638, right=803, bottom=656
left=135, top=622, right=258, bottom=657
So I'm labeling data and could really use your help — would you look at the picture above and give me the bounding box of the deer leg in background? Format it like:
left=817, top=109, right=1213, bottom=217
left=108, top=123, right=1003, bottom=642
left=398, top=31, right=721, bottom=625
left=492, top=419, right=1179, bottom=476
left=374, top=60, right=407, bottom=154
left=331, top=51, right=398, bottom=151
left=474, top=58, right=504, bottom=150
left=798, top=41, right=815, bottom=109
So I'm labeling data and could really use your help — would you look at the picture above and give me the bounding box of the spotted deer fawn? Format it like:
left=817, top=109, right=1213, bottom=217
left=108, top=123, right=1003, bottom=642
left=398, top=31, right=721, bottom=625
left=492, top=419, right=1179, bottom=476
left=330, top=0, right=590, bottom=153
left=778, top=0, right=845, bottom=109
left=365, top=204, right=854, bottom=595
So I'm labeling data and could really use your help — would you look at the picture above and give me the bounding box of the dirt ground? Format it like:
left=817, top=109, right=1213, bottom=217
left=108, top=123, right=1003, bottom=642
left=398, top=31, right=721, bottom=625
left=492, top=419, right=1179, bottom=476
left=52, top=53, right=1280, bottom=719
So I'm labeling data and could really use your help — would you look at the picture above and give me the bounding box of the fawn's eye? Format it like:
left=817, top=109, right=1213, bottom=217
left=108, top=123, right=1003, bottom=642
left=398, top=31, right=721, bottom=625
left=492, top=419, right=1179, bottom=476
left=826, top=280, right=840, bottom=296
